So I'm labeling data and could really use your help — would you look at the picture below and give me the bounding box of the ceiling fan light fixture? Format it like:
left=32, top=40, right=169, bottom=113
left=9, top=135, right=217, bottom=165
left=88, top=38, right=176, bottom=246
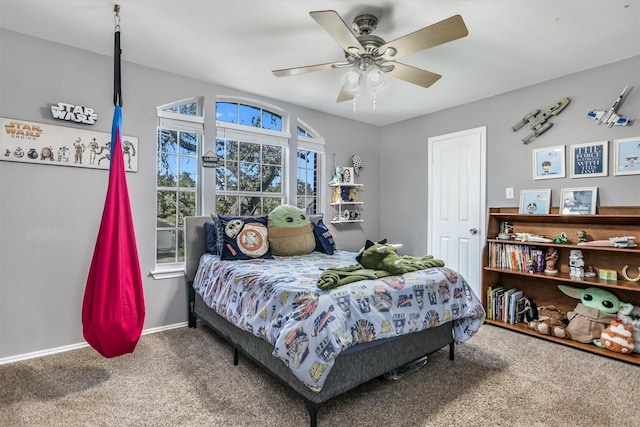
left=366, top=65, right=387, bottom=93
left=341, top=68, right=361, bottom=93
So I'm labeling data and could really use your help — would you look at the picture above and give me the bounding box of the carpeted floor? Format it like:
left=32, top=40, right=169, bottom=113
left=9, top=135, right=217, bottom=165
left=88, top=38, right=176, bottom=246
left=1, top=324, right=638, bottom=427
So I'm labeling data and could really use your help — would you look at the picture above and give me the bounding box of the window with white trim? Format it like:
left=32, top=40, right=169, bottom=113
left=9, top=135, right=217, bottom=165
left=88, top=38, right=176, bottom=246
left=215, top=99, right=290, bottom=215
left=296, top=119, right=325, bottom=215
left=156, top=98, right=203, bottom=266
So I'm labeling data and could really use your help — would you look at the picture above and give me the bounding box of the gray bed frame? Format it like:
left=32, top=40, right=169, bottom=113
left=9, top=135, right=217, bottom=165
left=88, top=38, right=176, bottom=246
left=184, top=216, right=455, bottom=427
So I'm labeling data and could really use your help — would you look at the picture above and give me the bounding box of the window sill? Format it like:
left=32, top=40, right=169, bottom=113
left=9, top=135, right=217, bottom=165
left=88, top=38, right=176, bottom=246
left=149, top=265, right=185, bottom=280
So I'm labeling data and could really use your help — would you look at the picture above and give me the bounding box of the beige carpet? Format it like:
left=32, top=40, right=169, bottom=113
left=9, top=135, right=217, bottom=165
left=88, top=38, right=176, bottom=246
left=1, top=324, right=638, bottom=427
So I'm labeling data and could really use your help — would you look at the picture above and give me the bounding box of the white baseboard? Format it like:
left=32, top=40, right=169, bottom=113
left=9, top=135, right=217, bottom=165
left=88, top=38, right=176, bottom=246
left=0, top=322, right=188, bottom=365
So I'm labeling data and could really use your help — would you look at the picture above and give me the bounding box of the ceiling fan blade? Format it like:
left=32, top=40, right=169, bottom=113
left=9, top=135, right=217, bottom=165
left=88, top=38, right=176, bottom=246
left=385, top=62, right=441, bottom=88
left=310, top=10, right=365, bottom=55
left=379, top=15, right=468, bottom=60
left=272, top=61, right=348, bottom=77
left=336, top=87, right=354, bottom=103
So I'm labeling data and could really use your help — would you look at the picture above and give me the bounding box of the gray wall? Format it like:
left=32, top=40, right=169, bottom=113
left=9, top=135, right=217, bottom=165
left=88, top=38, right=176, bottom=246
left=380, top=56, right=640, bottom=255
left=1, top=28, right=638, bottom=361
left=0, top=30, right=380, bottom=359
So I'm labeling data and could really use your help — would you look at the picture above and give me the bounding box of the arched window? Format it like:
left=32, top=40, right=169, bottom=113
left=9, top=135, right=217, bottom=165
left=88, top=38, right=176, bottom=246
left=215, top=97, right=290, bottom=215
left=296, top=119, right=325, bottom=215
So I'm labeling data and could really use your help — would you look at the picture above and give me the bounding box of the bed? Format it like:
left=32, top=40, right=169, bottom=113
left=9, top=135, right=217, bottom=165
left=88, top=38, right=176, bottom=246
left=184, top=216, right=485, bottom=426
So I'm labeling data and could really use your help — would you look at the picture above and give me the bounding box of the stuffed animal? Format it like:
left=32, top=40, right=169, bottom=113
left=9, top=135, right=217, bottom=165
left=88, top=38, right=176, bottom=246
left=527, top=305, right=569, bottom=339
left=558, top=285, right=634, bottom=344
left=594, top=318, right=635, bottom=354
left=615, top=305, right=640, bottom=353
left=267, top=204, right=315, bottom=256
left=355, top=239, right=444, bottom=276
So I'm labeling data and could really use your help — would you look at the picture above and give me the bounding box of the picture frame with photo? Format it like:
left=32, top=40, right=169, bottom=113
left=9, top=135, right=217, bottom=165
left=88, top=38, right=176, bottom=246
left=533, top=145, right=565, bottom=180
left=613, top=136, right=640, bottom=176
left=519, top=189, right=551, bottom=214
left=341, top=166, right=355, bottom=184
left=560, top=187, right=598, bottom=215
left=570, top=140, right=608, bottom=178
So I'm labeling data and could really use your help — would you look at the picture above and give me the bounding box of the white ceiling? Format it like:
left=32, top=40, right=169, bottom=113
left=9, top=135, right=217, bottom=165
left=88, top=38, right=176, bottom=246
left=1, top=0, right=639, bottom=126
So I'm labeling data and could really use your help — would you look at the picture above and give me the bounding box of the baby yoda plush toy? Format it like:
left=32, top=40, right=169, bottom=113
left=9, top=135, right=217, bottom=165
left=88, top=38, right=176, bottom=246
left=558, top=285, right=634, bottom=344
left=267, top=204, right=315, bottom=256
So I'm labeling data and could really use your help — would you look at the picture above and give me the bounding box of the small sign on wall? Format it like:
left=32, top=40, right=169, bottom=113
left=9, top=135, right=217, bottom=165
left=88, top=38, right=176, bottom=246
left=1, top=117, right=138, bottom=172
left=50, top=102, right=98, bottom=125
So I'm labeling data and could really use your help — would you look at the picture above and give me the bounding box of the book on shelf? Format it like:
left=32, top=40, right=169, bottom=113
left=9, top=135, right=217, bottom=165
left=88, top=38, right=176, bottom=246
left=486, top=284, right=524, bottom=324
left=515, top=296, right=527, bottom=324
left=488, top=242, right=545, bottom=272
left=507, top=289, right=524, bottom=324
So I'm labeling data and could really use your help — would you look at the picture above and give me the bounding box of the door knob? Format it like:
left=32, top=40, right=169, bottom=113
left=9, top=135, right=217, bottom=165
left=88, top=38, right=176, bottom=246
left=469, top=228, right=478, bottom=235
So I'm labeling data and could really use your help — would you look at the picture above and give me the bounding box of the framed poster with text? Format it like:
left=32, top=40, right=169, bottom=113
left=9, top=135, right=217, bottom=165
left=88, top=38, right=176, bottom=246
left=570, top=141, right=607, bottom=178
left=1, top=117, right=138, bottom=172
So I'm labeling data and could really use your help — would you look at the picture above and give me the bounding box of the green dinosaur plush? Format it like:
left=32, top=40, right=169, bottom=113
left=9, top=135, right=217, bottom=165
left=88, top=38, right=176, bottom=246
left=356, top=239, right=444, bottom=275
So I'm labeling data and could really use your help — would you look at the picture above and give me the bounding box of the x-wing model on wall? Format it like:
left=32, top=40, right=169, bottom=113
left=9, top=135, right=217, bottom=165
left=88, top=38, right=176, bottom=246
left=511, top=97, right=571, bottom=144
left=586, top=86, right=634, bottom=127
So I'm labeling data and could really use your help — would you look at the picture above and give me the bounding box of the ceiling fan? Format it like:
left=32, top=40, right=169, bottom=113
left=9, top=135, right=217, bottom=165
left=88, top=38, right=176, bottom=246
left=272, top=10, right=469, bottom=104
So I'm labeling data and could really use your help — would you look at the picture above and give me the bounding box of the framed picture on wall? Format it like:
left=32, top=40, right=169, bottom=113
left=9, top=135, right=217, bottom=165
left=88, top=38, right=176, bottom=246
left=533, top=145, right=565, bottom=180
left=569, top=140, right=608, bottom=178
left=560, top=187, right=598, bottom=215
left=519, top=189, right=551, bottom=214
left=613, top=136, right=640, bottom=176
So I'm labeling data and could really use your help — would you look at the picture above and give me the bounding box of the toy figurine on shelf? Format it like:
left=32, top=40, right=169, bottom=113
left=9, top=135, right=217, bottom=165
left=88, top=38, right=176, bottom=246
left=569, top=249, right=585, bottom=278
left=553, top=232, right=568, bottom=244
left=576, top=230, right=588, bottom=244
left=544, top=247, right=559, bottom=274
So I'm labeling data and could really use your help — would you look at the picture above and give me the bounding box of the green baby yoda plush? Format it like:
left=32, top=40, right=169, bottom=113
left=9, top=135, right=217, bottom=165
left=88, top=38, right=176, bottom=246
left=558, top=285, right=634, bottom=344
left=356, top=239, right=444, bottom=276
left=267, top=204, right=315, bottom=256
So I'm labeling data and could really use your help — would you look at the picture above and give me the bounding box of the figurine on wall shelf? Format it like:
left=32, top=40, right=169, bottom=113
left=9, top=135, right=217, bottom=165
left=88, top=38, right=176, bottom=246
left=511, top=97, right=570, bottom=144
left=544, top=247, right=559, bottom=274
left=586, top=86, right=634, bottom=127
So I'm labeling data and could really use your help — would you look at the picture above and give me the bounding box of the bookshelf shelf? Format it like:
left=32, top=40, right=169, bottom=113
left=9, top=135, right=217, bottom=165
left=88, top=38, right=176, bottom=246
left=482, top=206, right=640, bottom=366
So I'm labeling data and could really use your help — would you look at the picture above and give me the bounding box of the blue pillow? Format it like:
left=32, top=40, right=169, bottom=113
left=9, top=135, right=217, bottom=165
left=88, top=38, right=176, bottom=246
left=312, top=220, right=336, bottom=255
left=204, top=220, right=219, bottom=255
left=217, top=215, right=273, bottom=260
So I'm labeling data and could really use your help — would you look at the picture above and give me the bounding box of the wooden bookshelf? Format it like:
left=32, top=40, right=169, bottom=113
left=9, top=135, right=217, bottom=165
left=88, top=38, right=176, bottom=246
left=482, top=206, right=640, bottom=365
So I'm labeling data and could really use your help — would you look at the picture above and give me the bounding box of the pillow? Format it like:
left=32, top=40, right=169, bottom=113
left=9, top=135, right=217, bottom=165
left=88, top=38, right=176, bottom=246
left=312, top=220, right=336, bottom=255
left=267, top=204, right=315, bottom=256
left=207, top=214, right=224, bottom=256
left=204, top=220, right=219, bottom=255
left=217, top=215, right=272, bottom=260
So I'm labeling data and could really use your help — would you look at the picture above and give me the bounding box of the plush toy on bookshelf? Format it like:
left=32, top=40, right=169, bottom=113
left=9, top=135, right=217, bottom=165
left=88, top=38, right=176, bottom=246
left=559, top=285, right=634, bottom=344
left=527, top=305, right=569, bottom=339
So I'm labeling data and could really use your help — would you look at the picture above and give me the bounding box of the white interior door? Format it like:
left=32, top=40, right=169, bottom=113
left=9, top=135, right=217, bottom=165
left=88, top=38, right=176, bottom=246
left=427, top=127, right=486, bottom=297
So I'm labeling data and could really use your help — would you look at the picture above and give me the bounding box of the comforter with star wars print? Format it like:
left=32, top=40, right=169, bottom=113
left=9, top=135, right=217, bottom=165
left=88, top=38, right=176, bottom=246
left=193, top=250, right=485, bottom=392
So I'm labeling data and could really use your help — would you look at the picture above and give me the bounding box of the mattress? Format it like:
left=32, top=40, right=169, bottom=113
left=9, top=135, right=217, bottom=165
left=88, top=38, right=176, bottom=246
left=193, top=250, right=485, bottom=391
